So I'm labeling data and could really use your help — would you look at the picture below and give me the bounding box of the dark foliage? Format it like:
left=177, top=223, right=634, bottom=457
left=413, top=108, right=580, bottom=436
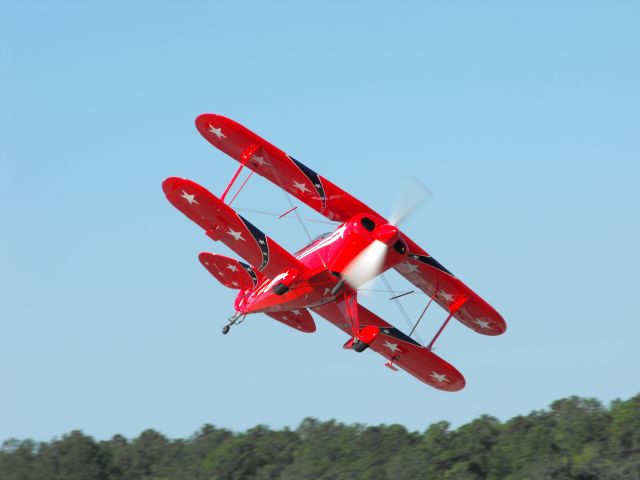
left=2, top=395, right=638, bottom=479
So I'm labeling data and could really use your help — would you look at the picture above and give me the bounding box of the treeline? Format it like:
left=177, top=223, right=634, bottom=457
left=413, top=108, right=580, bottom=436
left=1, top=395, right=638, bottom=480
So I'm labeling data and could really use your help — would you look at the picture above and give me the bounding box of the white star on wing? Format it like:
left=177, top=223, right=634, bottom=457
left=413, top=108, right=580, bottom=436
left=227, top=229, right=245, bottom=241
left=180, top=190, right=199, bottom=205
left=231, top=281, right=239, bottom=287
left=438, top=291, right=454, bottom=302
left=323, top=288, right=332, bottom=296
left=292, top=310, right=302, bottom=316
left=208, top=124, right=226, bottom=139
left=400, top=261, right=419, bottom=273
left=430, top=371, right=450, bottom=383
left=383, top=340, right=399, bottom=353
left=252, top=155, right=268, bottom=166
left=227, top=264, right=239, bottom=272
left=292, top=181, right=309, bottom=193
left=474, top=318, right=491, bottom=329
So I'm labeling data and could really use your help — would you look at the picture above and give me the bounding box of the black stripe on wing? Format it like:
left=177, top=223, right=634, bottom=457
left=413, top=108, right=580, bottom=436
left=408, top=253, right=453, bottom=276
left=238, top=215, right=270, bottom=270
left=239, top=261, right=259, bottom=287
left=321, top=321, right=421, bottom=347
left=288, top=155, right=327, bottom=213
left=376, top=326, right=421, bottom=347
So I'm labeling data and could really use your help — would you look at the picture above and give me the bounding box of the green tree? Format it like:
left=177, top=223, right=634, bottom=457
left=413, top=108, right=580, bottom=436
left=2, top=394, right=639, bottom=480
left=205, top=425, right=298, bottom=480
left=609, top=395, right=640, bottom=458
left=0, top=439, right=37, bottom=480
left=32, top=431, right=111, bottom=480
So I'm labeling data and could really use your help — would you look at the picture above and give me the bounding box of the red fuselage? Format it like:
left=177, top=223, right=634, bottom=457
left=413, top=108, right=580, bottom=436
left=234, top=213, right=408, bottom=314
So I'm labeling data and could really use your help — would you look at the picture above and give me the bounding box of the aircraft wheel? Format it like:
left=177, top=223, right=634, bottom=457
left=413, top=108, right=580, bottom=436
left=222, top=325, right=230, bottom=335
left=352, top=340, right=369, bottom=353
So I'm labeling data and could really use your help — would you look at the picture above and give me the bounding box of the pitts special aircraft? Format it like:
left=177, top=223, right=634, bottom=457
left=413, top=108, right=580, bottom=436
left=163, top=114, right=506, bottom=391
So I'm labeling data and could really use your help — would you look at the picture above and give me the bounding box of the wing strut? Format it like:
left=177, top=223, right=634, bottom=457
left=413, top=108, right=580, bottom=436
left=228, top=170, right=255, bottom=206
left=426, top=296, right=469, bottom=351
left=220, top=144, right=259, bottom=202
left=408, top=291, right=437, bottom=338
left=336, top=291, right=359, bottom=337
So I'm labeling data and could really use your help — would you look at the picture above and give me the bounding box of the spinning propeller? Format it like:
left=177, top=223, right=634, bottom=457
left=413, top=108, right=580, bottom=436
left=342, top=178, right=431, bottom=289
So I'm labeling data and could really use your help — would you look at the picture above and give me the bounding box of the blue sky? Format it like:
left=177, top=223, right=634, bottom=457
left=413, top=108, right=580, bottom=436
left=1, top=1, right=639, bottom=441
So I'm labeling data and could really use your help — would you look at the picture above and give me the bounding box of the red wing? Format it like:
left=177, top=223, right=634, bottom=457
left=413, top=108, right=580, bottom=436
left=395, top=236, right=506, bottom=336
left=198, top=253, right=265, bottom=290
left=265, top=310, right=316, bottom=333
left=163, top=177, right=308, bottom=280
left=311, top=301, right=465, bottom=391
left=195, top=114, right=380, bottom=223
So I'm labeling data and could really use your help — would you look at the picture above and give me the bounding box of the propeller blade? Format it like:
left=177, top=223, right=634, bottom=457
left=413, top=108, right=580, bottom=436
left=388, top=177, right=432, bottom=226
left=343, top=240, right=388, bottom=289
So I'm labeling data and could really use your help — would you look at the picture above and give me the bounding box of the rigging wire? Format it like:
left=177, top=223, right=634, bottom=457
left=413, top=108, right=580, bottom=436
left=261, top=150, right=330, bottom=270
left=235, top=207, right=337, bottom=225
left=380, top=273, right=424, bottom=345
left=358, top=288, right=423, bottom=295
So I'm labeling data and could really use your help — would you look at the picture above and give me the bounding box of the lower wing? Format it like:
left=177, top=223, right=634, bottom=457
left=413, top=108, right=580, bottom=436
left=265, top=310, right=316, bottom=333
left=311, top=301, right=465, bottom=391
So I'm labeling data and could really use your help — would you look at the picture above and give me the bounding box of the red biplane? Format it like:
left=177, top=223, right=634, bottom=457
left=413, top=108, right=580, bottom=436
left=163, top=114, right=506, bottom=391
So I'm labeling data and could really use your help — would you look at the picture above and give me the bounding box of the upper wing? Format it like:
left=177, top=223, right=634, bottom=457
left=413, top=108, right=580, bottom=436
left=196, top=114, right=380, bottom=223
left=163, top=177, right=308, bottom=280
left=196, top=114, right=505, bottom=336
left=395, top=236, right=506, bottom=336
left=311, top=301, right=465, bottom=391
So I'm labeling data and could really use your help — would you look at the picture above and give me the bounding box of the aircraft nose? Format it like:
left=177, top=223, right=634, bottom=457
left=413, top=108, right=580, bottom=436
left=376, top=224, right=400, bottom=246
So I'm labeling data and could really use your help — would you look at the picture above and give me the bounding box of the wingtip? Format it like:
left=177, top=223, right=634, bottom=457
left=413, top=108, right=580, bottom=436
left=162, top=176, right=183, bottom=196
left=431, top=373, right=466, bottom=393
left=198, top=252, right=213, bottom=263
left=195, top=113, right=226, bottom=130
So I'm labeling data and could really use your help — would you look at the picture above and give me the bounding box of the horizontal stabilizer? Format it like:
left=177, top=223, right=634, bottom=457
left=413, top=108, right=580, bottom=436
left=265, top=310, right=316, bottom=333
left=198, top=253, right=264, bottom=290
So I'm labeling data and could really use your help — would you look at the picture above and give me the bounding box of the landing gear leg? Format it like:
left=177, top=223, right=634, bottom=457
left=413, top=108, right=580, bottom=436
left=222, top=312, right=245, bottom=335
